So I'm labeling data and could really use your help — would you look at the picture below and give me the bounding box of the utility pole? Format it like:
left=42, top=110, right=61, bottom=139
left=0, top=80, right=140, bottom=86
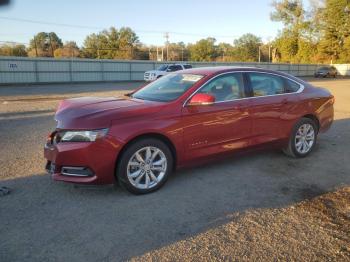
left=34, top=36, right=38, bottom=57
left=258, top=46, right=261, bottom=63
left=269, top=45, right=272, bottom=63
left=164, top=32, right=169, bottom=61
left=181, top=47, right=184, bottom=61
left=48, top=34, right=54, bottom=57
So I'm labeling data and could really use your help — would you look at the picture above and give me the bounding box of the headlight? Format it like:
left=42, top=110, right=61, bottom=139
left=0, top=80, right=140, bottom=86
left=60, top=128, right=108, bottom=142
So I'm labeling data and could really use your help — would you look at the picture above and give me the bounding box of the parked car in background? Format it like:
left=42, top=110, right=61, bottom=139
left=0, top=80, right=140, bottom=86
left=314, top=66, right=337, bottom=78
left=45, top=67, right=334, bottom=194
left=144, top=63, right=192, bottom=81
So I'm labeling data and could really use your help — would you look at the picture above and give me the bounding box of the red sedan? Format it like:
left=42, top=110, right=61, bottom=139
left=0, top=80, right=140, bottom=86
left=44, top=67, right=334, bottom=194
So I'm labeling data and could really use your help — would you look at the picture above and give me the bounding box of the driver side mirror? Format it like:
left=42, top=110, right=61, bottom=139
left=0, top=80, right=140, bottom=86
left=188, top=93, right=215, bottom=106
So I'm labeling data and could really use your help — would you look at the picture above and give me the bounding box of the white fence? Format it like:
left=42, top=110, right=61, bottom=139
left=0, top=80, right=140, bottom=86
left=0, top=56, right=349, bottom=85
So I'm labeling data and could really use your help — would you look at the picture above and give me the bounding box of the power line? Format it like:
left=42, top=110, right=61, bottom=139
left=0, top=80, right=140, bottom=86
left=0, top=16, right=245, bottom=39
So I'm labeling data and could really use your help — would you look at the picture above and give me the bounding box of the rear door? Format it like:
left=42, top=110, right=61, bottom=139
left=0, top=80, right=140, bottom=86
left=245, top=72, right=301, bottom=145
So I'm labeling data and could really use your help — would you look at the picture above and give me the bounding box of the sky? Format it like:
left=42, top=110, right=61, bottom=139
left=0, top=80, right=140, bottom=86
left=0, top=0, right=287, bottom=47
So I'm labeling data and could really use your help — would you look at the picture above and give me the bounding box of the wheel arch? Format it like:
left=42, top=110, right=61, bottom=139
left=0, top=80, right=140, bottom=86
left=302, top=114, right=320, bottom=131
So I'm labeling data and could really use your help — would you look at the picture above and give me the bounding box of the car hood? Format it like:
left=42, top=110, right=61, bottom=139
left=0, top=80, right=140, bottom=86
left=55, top=96, right=166, bottom=129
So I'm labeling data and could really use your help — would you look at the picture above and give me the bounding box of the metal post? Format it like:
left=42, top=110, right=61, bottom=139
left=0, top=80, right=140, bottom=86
left=129, top=62, right=132, bottom=81
left=258, top=46, right=261, bottom=63
left=34, top=59, right=39, bottom=83
left=164, top=32, right=169, bottom=61
left=101, top=60, right=104, bottom=82
left=69, top=59, right=73, bottom=82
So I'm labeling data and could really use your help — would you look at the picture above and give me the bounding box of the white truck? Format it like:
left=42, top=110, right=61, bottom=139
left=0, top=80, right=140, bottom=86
left=144, top=64, right=192, bottom=82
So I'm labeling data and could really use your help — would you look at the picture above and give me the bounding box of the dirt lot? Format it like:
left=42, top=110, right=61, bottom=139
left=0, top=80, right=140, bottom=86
left=0, top=78, right=349, bottom=261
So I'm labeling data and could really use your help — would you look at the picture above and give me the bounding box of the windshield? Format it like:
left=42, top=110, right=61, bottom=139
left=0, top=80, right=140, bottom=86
left=157, top=65, right=168, bottom=71
left=318, top=67, right=330, bottom=71
left=133, top=73, right=204, bottom=102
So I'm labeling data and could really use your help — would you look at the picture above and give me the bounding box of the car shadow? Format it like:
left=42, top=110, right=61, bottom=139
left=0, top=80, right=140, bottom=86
left=1, top=118, right=350, bottom=261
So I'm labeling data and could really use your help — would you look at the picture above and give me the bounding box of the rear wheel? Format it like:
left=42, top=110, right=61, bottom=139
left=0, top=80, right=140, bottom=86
left=283, top=118, right=317, bottom=158
left=117, top=138, right=173, bottom=194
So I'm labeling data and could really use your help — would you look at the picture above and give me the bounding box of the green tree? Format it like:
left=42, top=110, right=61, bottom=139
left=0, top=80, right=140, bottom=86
left=28, top=32, right=63, bottom=57
left=271, top=0, right=306, bottom=62
left=82, top=27, right=140, bottom=59
left=54, top=41, right=80, bottom=58
left=217, top=42, right=234, bottom=61
left=317, top=0, right=350, bottom=63
left=231, top=33, right=262, bottom=62
left=188, top=37, right=217, bottom=61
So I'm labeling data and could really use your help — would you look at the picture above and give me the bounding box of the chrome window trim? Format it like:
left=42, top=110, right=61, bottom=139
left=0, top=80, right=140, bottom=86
left=183, top=71, right=305, bottom=107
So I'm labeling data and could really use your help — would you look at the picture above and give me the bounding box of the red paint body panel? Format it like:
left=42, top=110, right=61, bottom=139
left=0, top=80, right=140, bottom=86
left=44, top=67, right=334, bottom=185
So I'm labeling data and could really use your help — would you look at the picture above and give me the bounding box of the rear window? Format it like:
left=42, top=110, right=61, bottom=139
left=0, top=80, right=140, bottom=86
left=248, top=73, right=285, bottom=96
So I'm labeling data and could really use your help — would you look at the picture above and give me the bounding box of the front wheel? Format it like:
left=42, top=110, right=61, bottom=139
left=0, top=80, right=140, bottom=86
left=283, top=118, right=318, bottom=158
left=117, top=138, right=173, bottom=194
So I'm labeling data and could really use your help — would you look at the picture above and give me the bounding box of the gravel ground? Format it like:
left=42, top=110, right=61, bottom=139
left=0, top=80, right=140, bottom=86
left=0, top=78, right=349, bottom=261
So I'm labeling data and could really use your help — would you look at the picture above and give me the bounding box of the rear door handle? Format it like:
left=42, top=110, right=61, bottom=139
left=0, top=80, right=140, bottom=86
left=281, top=99, right=289, bottom=104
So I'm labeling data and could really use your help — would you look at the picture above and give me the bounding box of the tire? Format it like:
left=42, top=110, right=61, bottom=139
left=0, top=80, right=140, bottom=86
left=116, top=138, right=173, bottom=194
left=283, top=118, right=318, bottom=158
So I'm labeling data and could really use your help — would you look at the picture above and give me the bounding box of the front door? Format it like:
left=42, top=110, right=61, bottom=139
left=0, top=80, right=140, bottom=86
left=181, top=73, right=252, bottom=160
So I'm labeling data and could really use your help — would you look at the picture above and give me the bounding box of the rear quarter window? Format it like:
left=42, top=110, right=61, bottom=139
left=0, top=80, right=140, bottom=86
left=285, top=79, right=301, bottom=93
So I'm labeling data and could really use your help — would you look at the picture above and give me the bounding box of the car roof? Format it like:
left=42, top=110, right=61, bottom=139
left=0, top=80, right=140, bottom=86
left=181, top=66, right=307, bottom=85
left=182, top=66, right=280, bottom=75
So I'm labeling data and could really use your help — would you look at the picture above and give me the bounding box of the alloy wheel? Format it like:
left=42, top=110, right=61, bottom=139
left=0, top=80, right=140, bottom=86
left=126, top=146, right=167, bottom=189
left=294, top=123, right=315, bottom=154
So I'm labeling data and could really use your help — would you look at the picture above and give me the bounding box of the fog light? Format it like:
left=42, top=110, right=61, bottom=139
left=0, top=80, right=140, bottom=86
left=61, top=166, right=94, bottom=177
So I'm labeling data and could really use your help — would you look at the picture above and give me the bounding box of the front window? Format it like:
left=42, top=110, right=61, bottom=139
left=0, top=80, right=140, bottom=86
left=157, top=65, right=168, bottom=71
left=197, top=73, right=245, bottom=102
left=133, top=73, right=204, bottom=102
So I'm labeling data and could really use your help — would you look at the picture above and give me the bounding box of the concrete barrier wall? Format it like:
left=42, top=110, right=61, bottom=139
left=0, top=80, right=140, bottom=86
left=0, top=56, right=348, bottom=84
left=333, top=64, right=350, bottom=76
